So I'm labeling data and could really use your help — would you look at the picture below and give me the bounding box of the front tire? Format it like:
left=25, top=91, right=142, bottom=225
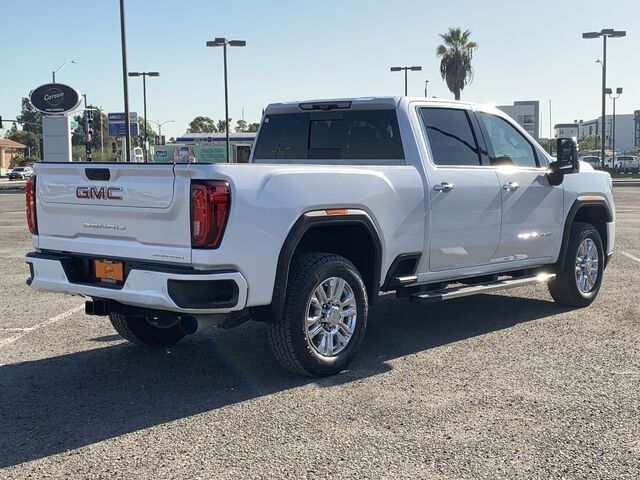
left=268, top=253, right=368, bottom=377
left=548, top=222, right=604, bottom=307
left=109, top=312, right=185, bottom=347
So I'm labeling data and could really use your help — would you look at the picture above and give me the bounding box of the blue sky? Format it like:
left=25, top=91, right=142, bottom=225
left=1, top=0, right=638, bottom=139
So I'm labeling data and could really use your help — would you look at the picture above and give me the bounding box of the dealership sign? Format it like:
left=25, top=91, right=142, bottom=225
left=29, top=83, right=82, bottom=114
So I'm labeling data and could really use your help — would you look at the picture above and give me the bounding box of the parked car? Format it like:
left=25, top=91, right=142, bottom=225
left=8, top=166, right=33, bottom=180
left=614, top=156, right=639, bottom=175
left=580, top=155, right=602, bottom=170
left=25, top=97, right=615, bottom=377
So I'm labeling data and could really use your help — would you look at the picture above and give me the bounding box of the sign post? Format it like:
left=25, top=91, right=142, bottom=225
left=29, top=83, right=82, bottom=162
left=108, top=112, right=138, bottom=137
left=108, top=112, right=138, bottom=161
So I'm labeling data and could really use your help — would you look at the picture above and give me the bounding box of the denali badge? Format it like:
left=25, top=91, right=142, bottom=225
left=83, top=223, right=126, bottom=231
left=76, top=186, right=123, bottom=200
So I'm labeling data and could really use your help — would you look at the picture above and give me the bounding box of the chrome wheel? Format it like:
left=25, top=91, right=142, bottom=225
left=305, top=276, right=357, bottom=357
left=575, top=238, right=599, bottom=293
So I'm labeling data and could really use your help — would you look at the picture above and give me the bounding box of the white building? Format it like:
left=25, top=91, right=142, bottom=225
left=557, top=116, right=635, bottom=154
left=554, top=123, right=579, bottom=140
left=497, top=101, right=539, bottom=139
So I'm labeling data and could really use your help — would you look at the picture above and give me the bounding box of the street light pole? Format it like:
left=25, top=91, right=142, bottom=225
left=128, top=71, right=160, bottom=162
left=606, top=87, right=623, bottom=163
left=424, top=80, right=429, bottom=98
left=149, top=120, right=175, bottom=138
left=390, top=66, right=422, bottom=96
left=602, top=34, right=606, bottom=164
left=582, top=28, right=626, bottom=169
left=52, top=59, right=77, bottom=83
left=206, top=37, right=246, bottom=162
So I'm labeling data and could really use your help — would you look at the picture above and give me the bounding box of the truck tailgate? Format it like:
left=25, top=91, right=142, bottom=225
left=34, top=163, right=193, bottom=264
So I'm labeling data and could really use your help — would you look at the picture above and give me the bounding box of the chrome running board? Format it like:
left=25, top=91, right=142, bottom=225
left=409, top=273, right=556, bottom=304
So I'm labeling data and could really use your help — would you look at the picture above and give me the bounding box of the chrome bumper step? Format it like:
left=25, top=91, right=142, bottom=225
left=409, top=273, right=556, bottom=304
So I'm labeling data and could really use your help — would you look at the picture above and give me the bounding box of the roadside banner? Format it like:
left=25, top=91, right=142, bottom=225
left=152, top=145, right=228, bottom=163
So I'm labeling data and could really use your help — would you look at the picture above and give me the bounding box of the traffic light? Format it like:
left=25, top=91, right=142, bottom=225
left=86, top=146, right=91, bottom=155
left=0, top=116, right=3, bottom=129
left=112, top=142, right=117, bottom=154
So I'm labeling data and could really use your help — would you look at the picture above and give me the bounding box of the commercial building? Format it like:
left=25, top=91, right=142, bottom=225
left=554, top=123, right=580, bottom=140
left=0, top=138, right=26, bottom=176
left=497, top=101, right=540, bottom=139
left=555, top=114, right=636, bottom=154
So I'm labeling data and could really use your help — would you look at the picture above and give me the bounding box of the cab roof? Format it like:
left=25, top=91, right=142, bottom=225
left=264, top=96, right=476, bottom=114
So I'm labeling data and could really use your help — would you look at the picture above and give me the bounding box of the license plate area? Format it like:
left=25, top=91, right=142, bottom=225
left=93, top=259, right=124, bottom=284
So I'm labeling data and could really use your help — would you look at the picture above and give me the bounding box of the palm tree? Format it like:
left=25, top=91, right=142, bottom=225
left=436, top=27, right=478, bottom=100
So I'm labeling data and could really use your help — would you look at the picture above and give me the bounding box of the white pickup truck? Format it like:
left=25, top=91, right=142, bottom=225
left=25, top=97, right=615, bottom=376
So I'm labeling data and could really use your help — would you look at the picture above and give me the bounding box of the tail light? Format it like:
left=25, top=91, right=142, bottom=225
left=26, top=176, right=37, bottom=235
left=190, top=181, right=230, bottom=248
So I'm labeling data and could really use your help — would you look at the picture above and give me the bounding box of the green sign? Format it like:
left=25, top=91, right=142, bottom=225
left=152, top=145, right=228, bottom=163
left=193, top=145, right=227, bottom=163
left=70, top=120, right=79, bottom=130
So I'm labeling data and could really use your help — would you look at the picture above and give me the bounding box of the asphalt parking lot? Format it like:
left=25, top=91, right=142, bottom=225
left=0, top=188, right=638, bottom=479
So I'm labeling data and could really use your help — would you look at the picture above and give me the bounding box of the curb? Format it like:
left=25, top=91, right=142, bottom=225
left=0, top=184, right=26, bottom=192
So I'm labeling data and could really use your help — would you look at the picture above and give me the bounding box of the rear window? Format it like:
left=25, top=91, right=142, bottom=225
left=252, top=109, right=404, bottom=163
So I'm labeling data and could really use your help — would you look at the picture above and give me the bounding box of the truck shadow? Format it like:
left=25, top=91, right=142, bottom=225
left=0, top=293, right=566, bottom=468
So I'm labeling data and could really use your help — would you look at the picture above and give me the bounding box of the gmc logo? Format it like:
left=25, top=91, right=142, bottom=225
left=76, top=186, right=123, bottom=200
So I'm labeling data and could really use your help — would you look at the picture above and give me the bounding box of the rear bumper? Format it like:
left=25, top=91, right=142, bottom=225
left=25, top=252, right=248, bottom=314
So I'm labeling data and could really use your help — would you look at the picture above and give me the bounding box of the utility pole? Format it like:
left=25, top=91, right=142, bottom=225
left=119, top=0, right=132, bottom=162
left=424, top=80, right=429, bottom=98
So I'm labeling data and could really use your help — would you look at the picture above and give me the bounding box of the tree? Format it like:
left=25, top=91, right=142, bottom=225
left=137, top=116, right=157, bottom=145
left=187, top=116, right=217, bottom=133
left=247, top=122, right=260, bottom=133
left=235, top=119, right=248, bottom=133
left=217, top=118, right=232, bottom=133
left=6, top=129, right=40, bottom=160
left=16, top=97, right=43, bottom=134
left=578, top=134, right=598, bottom=151
left=538, top=138, right=552, bottom=154
left=436, top=27, right=478, bottom=100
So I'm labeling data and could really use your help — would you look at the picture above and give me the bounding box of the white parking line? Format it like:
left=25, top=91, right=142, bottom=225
left=621, top=251, right=640, bottom=264
left=0, top=304, right=84, bottom=349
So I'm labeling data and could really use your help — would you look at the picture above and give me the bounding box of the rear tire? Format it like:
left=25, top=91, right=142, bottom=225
left=109, top=312, right=185, bottom=347
left=548, top=222, right=604, bottom=307
left=268, top=253, right=368, bottom=377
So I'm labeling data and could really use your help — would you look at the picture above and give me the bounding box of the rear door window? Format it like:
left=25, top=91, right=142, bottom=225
left=420, top=108, right=482, bottom=166
left=253, top=110, right=404, bottom=163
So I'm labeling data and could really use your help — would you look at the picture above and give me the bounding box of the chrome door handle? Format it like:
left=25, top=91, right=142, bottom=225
left=434, top=182, right=454, bottom=192
left=503, top=182, right=519, bottom=192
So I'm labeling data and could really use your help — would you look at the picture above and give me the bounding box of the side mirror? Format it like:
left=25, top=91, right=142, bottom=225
left=556, top=137, right=579, bottom=173
left=547, top=138, right=579, bottom=186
